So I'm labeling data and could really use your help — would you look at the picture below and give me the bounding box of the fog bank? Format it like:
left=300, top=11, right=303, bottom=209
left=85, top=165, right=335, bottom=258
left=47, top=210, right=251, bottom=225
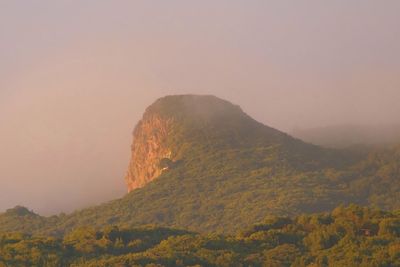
left=1, top=1, right=400, bottom=215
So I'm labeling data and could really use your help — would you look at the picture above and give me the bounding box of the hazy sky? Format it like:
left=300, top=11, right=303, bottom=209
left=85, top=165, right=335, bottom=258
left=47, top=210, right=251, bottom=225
left=1, top=1, right=400, bottom=215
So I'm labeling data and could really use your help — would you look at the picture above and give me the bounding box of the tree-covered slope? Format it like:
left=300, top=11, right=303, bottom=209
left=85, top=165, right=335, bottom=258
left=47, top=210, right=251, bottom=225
left=0, top=95, right=399, bottom=235
left=1, top=205, right=399, bottom=267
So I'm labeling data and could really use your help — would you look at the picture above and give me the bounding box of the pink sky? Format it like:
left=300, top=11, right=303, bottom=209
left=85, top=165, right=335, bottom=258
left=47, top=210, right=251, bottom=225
left=1, top=1, right=400, bottom=215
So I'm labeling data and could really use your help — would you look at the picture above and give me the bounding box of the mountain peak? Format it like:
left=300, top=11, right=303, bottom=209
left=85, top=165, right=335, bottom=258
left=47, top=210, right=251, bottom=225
left=144, top=94, right=246, bottom=122
left=124, top=95, right=340, bottom=192
left=125, top=95, right=277, bottom=192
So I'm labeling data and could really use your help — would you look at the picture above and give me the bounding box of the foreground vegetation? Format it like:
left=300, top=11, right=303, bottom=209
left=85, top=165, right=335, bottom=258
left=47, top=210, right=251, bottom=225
left=0, top=205, right=399, bottom=267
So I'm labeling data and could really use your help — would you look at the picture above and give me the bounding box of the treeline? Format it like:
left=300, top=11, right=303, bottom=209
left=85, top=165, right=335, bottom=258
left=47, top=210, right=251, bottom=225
left=1, top=205, right=399, bottom=267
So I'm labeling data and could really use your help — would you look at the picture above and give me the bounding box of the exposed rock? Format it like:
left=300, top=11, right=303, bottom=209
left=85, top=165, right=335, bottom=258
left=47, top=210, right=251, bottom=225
left=125, top=112, right=174, bottom=192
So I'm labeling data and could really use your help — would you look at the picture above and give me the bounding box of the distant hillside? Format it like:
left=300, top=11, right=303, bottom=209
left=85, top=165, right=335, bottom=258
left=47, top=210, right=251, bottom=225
left=0, top=95, right=399, bottom=235
left=292, top=124, right=400, bottom=148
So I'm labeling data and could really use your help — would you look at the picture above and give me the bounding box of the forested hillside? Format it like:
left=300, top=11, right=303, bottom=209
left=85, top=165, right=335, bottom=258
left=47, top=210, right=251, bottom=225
left=1, top=206, right=399, bottom=267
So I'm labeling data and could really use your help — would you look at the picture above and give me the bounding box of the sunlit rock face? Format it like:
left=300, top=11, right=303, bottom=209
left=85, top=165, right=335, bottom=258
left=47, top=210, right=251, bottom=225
left=125, top=113, right=174, bottom=192
left=124, top=94, right=256, bottom=192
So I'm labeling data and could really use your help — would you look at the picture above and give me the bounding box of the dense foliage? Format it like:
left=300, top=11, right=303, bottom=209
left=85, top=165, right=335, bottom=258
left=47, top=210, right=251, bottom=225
left=0, top=206, right=399, bottom=267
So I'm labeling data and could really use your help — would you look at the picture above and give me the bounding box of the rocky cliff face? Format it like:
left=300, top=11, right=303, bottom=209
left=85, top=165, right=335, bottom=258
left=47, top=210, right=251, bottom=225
left=124, top=94, right=275, bottom=192
left=125, top=113, right=175, bottom=192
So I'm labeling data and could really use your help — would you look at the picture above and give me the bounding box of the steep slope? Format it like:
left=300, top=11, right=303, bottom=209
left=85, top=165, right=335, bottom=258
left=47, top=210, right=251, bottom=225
left=125, top=112, right=174, bottom=191
left=0, top=95, right=399, bottom=235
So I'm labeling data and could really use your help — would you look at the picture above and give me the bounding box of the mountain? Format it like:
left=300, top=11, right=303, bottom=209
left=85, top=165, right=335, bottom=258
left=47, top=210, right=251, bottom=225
left=0, top=95, right=399, bottom=235
left=125, top=95, right=350, bottom=192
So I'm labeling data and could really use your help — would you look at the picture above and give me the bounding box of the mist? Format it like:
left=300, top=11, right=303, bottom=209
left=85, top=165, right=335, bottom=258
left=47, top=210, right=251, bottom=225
left=1, top=1, right=400, bottom=215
